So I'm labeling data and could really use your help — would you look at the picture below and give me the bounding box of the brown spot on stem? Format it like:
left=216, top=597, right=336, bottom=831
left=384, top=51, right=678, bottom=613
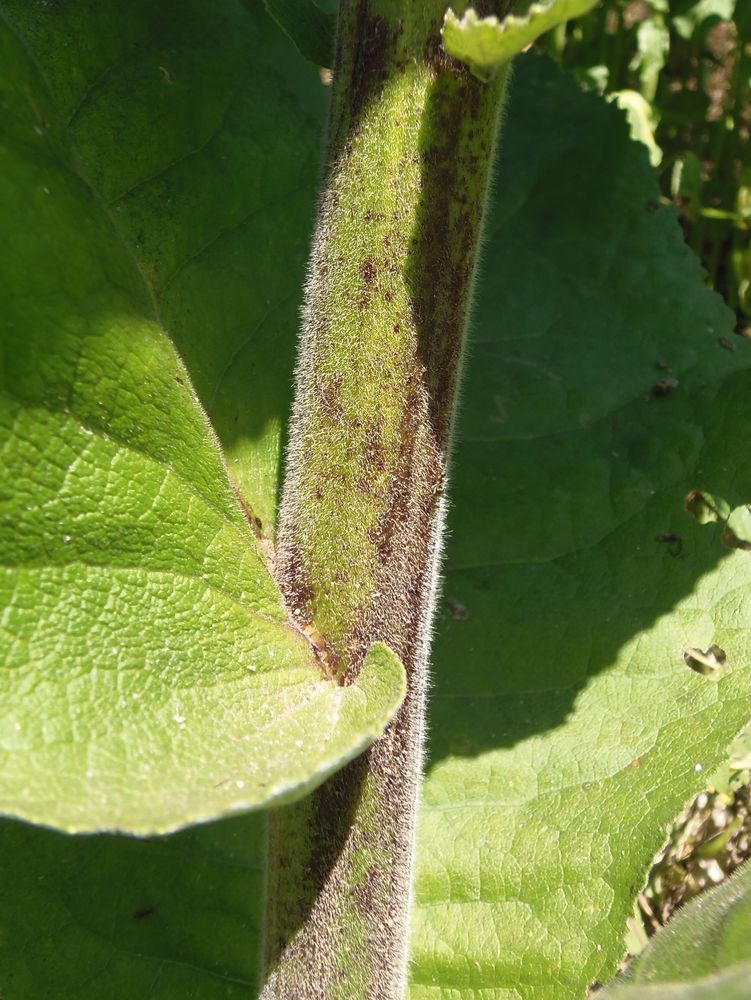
left=364, top=419, right=385, bottom=474
left=361, top=257, right=377, bottom=287
left=280, top=541, right=315, bottom=622
left=318, top=374, right=344, bottom=423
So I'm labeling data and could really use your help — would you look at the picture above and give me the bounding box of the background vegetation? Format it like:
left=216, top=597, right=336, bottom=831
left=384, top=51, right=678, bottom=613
left=541, top=0, right=750, bottom=335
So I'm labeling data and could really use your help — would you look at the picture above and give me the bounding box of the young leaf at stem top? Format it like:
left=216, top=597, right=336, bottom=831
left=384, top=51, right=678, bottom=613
left=442, top=0, right=599, bottom=81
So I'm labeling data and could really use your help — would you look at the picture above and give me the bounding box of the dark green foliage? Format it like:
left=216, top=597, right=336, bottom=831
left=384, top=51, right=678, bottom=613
left=540, top=0, right=750, bottom=333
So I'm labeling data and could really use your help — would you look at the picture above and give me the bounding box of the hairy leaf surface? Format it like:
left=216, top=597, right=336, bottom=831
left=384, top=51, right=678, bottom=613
left=601, top=862, right=751, bottom=998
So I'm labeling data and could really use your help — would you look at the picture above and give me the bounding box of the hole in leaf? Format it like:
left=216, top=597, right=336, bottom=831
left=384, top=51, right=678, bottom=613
left=683, top=644, right=731, bottom=680
left=445, top=596, right=470, bottom=621
left=656, top=532, right=683, bottom=557
left=684, top=490, right=731, bottom=524
left=651, top=376, right=679, bottom=396
left=722, top=504, right=751, bottom=551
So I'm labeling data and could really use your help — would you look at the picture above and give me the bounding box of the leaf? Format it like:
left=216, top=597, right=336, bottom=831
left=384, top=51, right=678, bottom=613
left=442, top=1, right=598, bottom=81
left=685, top=490, right=732, bottom=524
left=0, top=2, right=405, bottom=834
left=684, top=491, right=751, bottom=551
left=671, top=0, right=736, bottom=42
left=600, top=861, right=751, bottom=998
left=630, top=14, right=669, bottom=104
left=671, top=151, right=705, bottom=224
left=260, top=0, right=335, bottom=67
left=0, top=813, right=267, bottom=998
left=610, top=90, right=663, bottom=167
left=407, top=54, right=751, bottom=999
left=724, top=505, right=751, bottom=551
left=602, top=966, right=751, bottom=999
left=3, top=0, right=329, bottom=537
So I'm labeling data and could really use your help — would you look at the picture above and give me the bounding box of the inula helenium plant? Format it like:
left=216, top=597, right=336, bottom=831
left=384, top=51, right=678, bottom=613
left=1, top=1, right=751, bottom=998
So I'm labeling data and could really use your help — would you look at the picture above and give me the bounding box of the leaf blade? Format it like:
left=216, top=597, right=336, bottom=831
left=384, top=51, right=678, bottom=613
left=601, top=862, right=751, bottom=998
left=442, top=1, right=599, bottom=80
left=260, top=0, right=335, bottom=67
left=0, top=3, right=404, bottom=834
left=408, top=54, right=751, bottom=999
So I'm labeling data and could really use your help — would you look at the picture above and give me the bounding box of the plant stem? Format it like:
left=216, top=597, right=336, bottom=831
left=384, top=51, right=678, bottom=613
left=263, top=3, right=509, bottom=996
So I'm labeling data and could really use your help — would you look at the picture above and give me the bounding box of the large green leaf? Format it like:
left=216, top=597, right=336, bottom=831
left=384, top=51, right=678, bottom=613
left=0, top=814, right=267, bottom=998
left=260, top=0, right=335, bottom=66
left=408, top=56, right=751, bottom=999
left=4, top=0, right=327, bottom=535
left=601, top=862, right=751, bottom=998
left=0, top=1, right=404, bottom=834
left=2, top=5, right=751, bottom=1000
left=0, top=1, right=326, bottom=991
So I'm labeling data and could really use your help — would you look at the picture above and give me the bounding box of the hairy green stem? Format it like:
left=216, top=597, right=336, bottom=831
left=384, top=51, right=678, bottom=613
left=263, top=3, right=509, bottom=997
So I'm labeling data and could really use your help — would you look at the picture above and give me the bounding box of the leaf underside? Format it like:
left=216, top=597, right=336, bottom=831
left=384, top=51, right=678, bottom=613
left=0, top=1, right=404, bottom=834
left=601, top=861, right=751, bottom=997
left=442, top=1, right=599, bottom=80
left=1, top=4, right=751, bottom=1000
